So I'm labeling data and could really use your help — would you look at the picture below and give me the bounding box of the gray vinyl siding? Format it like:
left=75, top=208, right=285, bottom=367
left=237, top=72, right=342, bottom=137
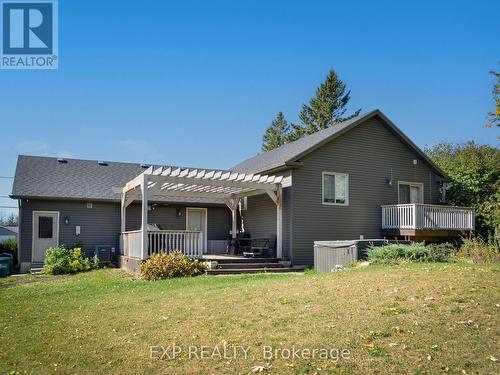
left=19, top=199, right=230, bottom=263
left=19, top=200, right=121, bottom=263
left=291, top=117, right=442, bottom=265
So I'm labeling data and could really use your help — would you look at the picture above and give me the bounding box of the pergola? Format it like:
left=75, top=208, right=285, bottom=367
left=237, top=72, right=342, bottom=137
left=121, top=166, right=283, bottom=259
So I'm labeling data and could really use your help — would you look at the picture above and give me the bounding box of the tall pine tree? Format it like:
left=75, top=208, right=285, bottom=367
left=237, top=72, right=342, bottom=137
left=486, top=66, right=499, bottom=129
left=261, top=112, right=290, bottom=151
left=289, top=69, right=360, bottom=141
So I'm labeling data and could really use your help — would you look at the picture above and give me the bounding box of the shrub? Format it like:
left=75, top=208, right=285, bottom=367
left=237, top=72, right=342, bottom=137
left=426, top=243, right=455, bottom=262
left=368, top=243, right=426, bottom=264
left=0, top=238, right=18, bottom=266
left=456, top=236, right=499, bottom=263
left=367, top=243, right=455, bottom=264
left=140, top=251, right=207, bottom=280
left=44, top=246, right=98, bottom=275
left=0, top=238, right=17, bottom=255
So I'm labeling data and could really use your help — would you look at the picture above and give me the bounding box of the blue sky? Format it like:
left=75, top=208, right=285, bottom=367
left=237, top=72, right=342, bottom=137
left=0, top=0, right=499, bottom=218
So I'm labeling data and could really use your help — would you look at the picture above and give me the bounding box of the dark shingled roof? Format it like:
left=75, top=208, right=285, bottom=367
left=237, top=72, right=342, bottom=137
left=231, top=109, right=447, bottom=177
left=11, top=156, right=224, bottom=204
left=11, top=110, right=446, bottom=202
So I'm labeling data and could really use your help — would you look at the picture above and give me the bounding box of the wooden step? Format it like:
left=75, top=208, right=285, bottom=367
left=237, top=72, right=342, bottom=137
left=206, top=267, right=306, bottom=275
left=30, top=267, right=45, bottom=275
left=218, top=263, right=283, bottom=269
left=205, top=257, right=280, bottom=264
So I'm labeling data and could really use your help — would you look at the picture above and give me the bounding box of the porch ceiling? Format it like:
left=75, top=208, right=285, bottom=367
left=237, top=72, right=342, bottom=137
left=122, top=166, right=283, bottom=200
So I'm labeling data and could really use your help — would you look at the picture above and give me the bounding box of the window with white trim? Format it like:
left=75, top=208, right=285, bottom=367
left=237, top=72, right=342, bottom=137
left=398, top=181, right=423, bottom=204
left=322, top=172, right=349, bottom=205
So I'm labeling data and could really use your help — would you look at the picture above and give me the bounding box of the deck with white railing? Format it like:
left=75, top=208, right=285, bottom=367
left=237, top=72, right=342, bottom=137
left=122, top=230, right=203, bottom=259
left=382, top=204, right=475, bottom=232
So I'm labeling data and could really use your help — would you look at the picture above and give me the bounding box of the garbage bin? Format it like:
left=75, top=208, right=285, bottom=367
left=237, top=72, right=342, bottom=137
left=0, top=253, right=14, bottom=273
left=0, top=255, right=13, bottom=276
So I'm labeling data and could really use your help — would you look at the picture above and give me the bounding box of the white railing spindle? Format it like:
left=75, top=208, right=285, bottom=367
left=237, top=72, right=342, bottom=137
left=381, top=204, right=474, bottom=231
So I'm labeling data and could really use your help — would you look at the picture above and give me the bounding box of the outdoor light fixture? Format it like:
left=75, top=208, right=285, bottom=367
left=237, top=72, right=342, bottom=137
left=386, top=168, right=393, bottom=186
left=176, top=208, right=182, bottom=217
left=64, top=216, right=69, bottom=225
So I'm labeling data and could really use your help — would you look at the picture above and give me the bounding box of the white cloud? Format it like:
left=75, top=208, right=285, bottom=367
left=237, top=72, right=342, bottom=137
left=112, top=139, right=166, bottom=162
left=15, top=141, right=50, bottom=155
left=15, top=141, right=74, bottom=159
left=56, top=150, right=74, bottom=159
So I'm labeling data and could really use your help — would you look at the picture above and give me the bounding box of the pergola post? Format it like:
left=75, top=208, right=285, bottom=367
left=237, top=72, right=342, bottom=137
left=231, top=209, right=237, bottom=238
left=276, top=186, right=283, bottom=259
left=120, top=193, right=126, bottom=254
left=225, top=198, right=240, bottom=239
left=141, top=174, right=149, bottom=260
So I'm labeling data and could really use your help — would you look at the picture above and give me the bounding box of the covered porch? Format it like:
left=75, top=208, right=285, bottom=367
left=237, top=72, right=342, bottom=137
left=120, top=166, right=284, bottom=260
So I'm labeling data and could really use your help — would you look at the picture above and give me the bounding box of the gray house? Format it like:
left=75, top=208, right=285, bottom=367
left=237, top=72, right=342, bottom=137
left=11, top=110, right=474, bottom=272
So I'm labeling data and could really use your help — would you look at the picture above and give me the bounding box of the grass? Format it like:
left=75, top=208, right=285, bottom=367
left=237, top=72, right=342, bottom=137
left=1, top=263, right=499, bottom=374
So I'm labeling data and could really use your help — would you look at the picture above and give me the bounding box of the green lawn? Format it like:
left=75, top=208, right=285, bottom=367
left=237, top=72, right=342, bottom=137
left=1, top=263, right=499, bottom=374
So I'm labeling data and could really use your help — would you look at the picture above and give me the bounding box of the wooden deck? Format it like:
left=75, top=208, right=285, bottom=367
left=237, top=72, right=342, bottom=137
left=381, top=228, right=469, bottom=242
left=381, top=204, right=474, bottom=241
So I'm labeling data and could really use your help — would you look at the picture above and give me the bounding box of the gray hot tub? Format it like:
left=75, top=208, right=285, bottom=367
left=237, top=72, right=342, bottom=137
left=313, top=239, right=410, bottom=272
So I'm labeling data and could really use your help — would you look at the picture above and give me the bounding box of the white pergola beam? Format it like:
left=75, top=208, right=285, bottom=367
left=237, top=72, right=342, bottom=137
left=146, top=174, right=279, bottom=192
left=122, top=166, right=285, bottom=260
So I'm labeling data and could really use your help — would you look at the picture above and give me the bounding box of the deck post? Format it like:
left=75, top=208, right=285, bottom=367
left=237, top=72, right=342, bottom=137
left=141, top=174, right=149, bottom=260
left=276, top=185, right=283, bottom=259
left=412, top=204, right=417, bottom=230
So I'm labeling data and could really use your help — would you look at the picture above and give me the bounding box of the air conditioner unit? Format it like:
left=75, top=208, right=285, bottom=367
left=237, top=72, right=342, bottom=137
left=94, top=245, right=115, bottom=263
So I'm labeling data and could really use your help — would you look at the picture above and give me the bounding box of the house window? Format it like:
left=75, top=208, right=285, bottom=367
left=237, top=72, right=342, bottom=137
left=38, top=216, right=53, bottom=239
left=322, top=172, right=349, bottom=205
left=398, top=182, right=423, bottom=204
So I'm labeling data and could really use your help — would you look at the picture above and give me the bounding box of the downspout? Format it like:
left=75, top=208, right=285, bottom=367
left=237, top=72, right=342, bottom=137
left=16, top=198, right=21, bottom=270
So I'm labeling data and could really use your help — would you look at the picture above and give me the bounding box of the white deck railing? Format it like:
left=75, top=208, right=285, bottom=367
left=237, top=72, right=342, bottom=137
left=122, top=230, right=203, bottom=259
left=381, top=204, right=475, bottom=231
left=122, top=230, right=143, bottom=258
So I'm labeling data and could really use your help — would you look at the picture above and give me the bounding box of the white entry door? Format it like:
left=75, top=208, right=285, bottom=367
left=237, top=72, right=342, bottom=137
left=32, top=211, right=59, bottom=263
left=186, top=208, right=207, bottom=253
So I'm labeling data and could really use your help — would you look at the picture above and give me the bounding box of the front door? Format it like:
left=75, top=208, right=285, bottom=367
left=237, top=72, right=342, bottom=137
left=186, top=208, right=207, bottom=253
left=33, top=212, right=59, bottom=263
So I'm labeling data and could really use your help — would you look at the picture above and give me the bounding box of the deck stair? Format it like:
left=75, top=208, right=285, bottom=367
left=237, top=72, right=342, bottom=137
left=204, top=256, right=306, bottom=275
left=30, top=265, right=45, bottom=275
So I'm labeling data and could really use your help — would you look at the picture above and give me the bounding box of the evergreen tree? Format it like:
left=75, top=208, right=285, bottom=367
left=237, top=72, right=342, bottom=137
left=261, top=112, right=290, bottom=152
left=486, top=66, right=499, bottom=129
left=289, top=69, right=360, bottom=140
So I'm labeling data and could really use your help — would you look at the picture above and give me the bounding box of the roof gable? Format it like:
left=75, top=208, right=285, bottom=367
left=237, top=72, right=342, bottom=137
left=231, top=109, right=447, bottom=178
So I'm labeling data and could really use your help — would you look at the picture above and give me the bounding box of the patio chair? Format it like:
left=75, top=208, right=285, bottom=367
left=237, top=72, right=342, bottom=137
left=243, top=234, right=277, bottom=258
left=236, top=233, right=251, bottom=254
